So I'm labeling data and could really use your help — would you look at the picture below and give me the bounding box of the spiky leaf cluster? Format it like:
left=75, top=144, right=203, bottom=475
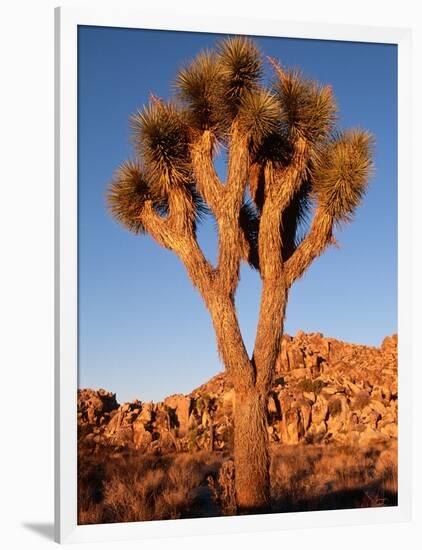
left=131, top=101, right=191, bottom=191
left=275, top=69, right=337, bottom=143
left=175, top=50, right=225, bottom=132
left=218, top=37, right=263, bottom=114
left=238, top=89, right=281, bottom=147
left=312, top=130, right=374, bottom=222
left=107, top=161, right=154, bottom=234
left=253, top=130, right=293, bottom=169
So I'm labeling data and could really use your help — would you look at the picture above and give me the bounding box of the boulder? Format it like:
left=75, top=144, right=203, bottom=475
left=381, top=334, right=398, bottom=351
left=280, top=407, right=303, bottom=444
left=380, top=423, right=398, bottom=438
left=78, top=388, right=118, bottom=425
left=288, top=348, right=305, bottom=370
left=359, top=427, right=389, bottom=445
left=164, top=394, right=191, bottom=435
left=327, top=394, right=349, bottom=433
left=139, top=401, right=154, bottom=424
left=104, top=410, right=123, bottom=436
left=370, top=400, right=387, bottom=416
left=133, top=421, right=153, bottom=451
left=267, top=393, right=280, bottom=416
left=311, top=395, right=328, bottom=425
left=299, top=400, right=312, bottom=431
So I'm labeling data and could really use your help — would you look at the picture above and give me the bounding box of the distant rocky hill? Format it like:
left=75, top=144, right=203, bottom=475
left=78, top=332, right=398, bottom=454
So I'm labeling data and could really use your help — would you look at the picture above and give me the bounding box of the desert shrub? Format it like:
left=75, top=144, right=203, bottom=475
left=77, top=453, right=106, bottom=524
left=196, top=397, right=205, bottom=413
left=78, top=447, right=222, bottom=524
left=270, top=441, right=397, bottom=513
left=103, top=467, right=166, bottom=522
left=208, top=459, right=236, bottom=515
left=298, top=378, right=326, bottom=394
left=196, top=394, right=216, bottom=414
left=187, top=427, right=199, bottom=452
left=375, top=444, right=398, bottom=496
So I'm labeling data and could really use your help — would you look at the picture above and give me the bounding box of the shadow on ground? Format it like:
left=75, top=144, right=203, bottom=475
left=272, top=485, right=398, bottom=513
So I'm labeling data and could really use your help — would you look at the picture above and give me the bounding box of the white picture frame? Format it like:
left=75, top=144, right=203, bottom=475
left=55, top=6, right=412, bottom=544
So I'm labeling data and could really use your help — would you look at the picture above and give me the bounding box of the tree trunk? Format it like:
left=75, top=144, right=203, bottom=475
left=234, top=388, right=270, bottom=514
left=204, top=292, right=273, bottom=513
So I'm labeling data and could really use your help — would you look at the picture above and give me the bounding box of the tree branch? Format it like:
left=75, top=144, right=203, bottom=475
left=189, top=130, right=223, bottom=216
left=253, top=276, right=288, bottom=393
left=204, top=293, right=256, bottom=392
left=225, top=123, right=250, bottom=209
left=140, top=191, right=214, bottom=296
left=138, top=201, right=173, bottom=248
left=252, top=138, right=309, bottom=391
left=271, top=138, right=307, bottom=213
left=284, top=206, right=334, bottom=288
left=173, top=234, right=215, bottom=297
left=256, top=139, right=307, bottom=277
left=167, top=186, right=197, bottom=235
left=216, top=124, right=251, bottom=294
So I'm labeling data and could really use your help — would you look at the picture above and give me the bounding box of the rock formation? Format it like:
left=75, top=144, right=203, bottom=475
left=78, top=332, right=398, bottom=453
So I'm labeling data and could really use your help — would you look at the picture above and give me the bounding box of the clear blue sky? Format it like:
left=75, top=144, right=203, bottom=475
left=78, top=26, right=397, bottom=403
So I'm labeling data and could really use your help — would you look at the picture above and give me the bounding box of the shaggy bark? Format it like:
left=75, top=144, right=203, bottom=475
left=205, top=293, right=255, bottom=393
left=234, top=389, right=270, bottom=513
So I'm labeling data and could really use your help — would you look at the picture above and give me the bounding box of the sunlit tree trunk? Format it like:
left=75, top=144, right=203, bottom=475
left=205, top=289, right=285, bottom=513
left=234, top=387, right=270, bottom=512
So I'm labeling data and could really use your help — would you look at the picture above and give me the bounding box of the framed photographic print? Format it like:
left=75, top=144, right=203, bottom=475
left=55, top=6, right=412, bottom=544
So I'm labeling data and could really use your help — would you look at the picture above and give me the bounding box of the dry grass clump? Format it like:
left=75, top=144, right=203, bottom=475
left=78, top=448, right=221, bottom=524
left=297, top=378, right=326, bottom=394
left=78, top=440, right=397, bottom=523
left=374, top=446, right=398, bottom=497
left=270, top=440, right=397, bottom=512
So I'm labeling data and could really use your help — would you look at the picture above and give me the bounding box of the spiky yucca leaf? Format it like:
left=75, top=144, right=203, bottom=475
left=274, top=67, right=337, bottom=143
left=107, top=160, right=154, bottom=234
left=175, top=50, right=224, bottom=131
left=238, top=88, right=281, bottom=146
left=313, top=129, right=374, bottom=222
left=131, top=101, right=191, bottom=191
left=217, top=37, right=263, bottom=113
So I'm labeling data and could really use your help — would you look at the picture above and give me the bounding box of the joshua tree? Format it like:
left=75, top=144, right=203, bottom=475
left=107, top=37, right=373, bottom=513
